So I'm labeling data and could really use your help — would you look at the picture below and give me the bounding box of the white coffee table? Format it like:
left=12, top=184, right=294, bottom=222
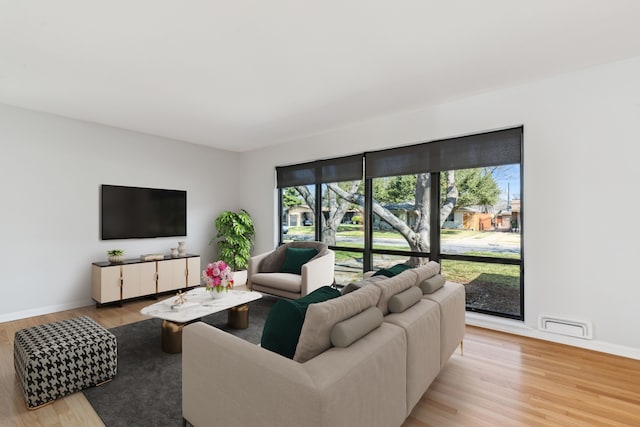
left=140, top=287, right=262, bottom=353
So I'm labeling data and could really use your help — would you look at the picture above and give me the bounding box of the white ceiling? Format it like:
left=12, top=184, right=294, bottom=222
left=2, top=1, right=640, bottom=152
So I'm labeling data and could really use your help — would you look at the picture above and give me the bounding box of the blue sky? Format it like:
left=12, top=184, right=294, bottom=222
left=492, top=164, right=521, bottom=201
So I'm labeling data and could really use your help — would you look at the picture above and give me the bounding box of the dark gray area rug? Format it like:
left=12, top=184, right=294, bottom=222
left=82, top=295, right=278, bottom=427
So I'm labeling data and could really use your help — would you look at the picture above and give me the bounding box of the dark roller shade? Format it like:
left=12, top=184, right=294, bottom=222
left=365, top=127, right=522, bottom=178
left=277, top=154, right=363, bottom=188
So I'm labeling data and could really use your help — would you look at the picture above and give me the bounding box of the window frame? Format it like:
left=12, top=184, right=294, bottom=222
left=277, top=127, right=524, bottom=320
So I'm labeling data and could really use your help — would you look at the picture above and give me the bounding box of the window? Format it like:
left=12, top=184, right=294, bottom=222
left=372, top=175, right=417, bottom=252
left=439, top=165, right=522, bottom=318
left=277, top=127, right=523, bottom=319
left=281, top=186, right=315, bottom=243
left=321, top=181, right=364, bottom=284
left=277, top=155, right=364, bottom=285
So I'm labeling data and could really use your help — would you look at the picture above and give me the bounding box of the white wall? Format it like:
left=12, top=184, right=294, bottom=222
left=3, top=55, right=638, bottom=358
left=239, top=56, right=640, bottom=358
left=0, top=104, right=239, bottom=321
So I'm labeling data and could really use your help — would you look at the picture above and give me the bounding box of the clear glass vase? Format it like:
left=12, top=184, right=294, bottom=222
left=208, top=287, right=227, bottom=299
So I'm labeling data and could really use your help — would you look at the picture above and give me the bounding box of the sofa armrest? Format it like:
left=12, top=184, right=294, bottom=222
left=182, top=320, right=407, bottom=427
left=183, top=322, right=318, bottom=427
left=247, top=250, right=273, bottom=290
left=300, top=249, right=335, bottom=296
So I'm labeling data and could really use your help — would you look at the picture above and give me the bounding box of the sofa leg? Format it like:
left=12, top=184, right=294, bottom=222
left=460, top=340, right=464, bottom=356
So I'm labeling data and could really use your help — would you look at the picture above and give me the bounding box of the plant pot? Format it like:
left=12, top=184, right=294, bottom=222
left=108, top=255, right=124, bottom=263
left=232, top=270, right=248, bottom=286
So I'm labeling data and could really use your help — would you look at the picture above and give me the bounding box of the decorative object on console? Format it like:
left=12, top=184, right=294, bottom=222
left=202, top=260, right=234, bottom=297
left=211, top=210, right=255, bottom=285
left=170, top=247, right=178, bottom=257
left=106, top=249, right=124, bottom=263
left=177, top=241, right=186, bottom=257
left=140, top=253, right=164, bottom=261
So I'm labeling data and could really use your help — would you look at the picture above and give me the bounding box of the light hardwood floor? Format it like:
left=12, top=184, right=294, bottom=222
left=2, top=299, right=639, bottom=427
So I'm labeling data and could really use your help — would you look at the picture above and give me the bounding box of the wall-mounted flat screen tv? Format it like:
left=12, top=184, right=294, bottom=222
left=101, top=185, right=187, bottom=240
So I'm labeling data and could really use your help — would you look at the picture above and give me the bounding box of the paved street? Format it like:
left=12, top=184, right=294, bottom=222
left=287, top=231, right=521, bottom=255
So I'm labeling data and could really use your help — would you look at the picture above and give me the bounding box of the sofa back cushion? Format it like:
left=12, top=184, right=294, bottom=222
left=412, top=261, right=440, bottom=285
left=419, top=274, right=446, bottom=294
left=330, top=306, right=384, bottom=347
left=340, top=275, right=386, bottom=295
left=370, top=269, right=419, bottom=315
left=388, top=286, right=423, bottom=313
left=279, top=247, right=319, bottom=274
left=261, top=286, right=340, bottom=359
left=293, top=285, right=381, bottom=363
left=260, top=242, right=329, bottom=273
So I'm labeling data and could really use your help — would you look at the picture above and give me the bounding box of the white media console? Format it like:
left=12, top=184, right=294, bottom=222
left=91, top=254, right=201, bottom=306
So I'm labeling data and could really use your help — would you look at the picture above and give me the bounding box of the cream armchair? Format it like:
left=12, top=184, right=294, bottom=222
left=247, top=241, right=335, bottom=299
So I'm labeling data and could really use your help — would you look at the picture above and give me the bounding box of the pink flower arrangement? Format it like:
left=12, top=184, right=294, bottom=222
left=202, top=260, right=234, bottom=293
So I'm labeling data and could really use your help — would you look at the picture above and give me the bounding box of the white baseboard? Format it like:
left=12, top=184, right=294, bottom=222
left=3, top=301, right=639, bottom=360
left=466, top=312, right=640, bottom=360
left=0, top=299, right=94, bottom=324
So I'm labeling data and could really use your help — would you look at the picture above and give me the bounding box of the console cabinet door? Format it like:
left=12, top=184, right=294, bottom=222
left=139, top=261, right=158, bottom=296
left=172, top=258, right=189, bottom=289
left=121, top=264, right=141, bottom=300
left=92, top=265, right=121, bottom=303
left=186, top=257, right=201, bottom=287
left=157, top=259, right=175, bottom=293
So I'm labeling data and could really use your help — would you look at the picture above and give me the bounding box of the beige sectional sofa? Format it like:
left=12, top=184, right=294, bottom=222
left=182, top=261, right=465, bottom=427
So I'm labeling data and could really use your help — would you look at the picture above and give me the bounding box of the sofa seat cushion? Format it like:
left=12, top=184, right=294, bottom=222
left=384, top=299, right=441, bottom=415
left=250, top=272, right=302, bottom=293
left=294, top=285, right=382, bottom=363
left=370, top=269, right=419, bottom=315
left=261, top=286, right=340, bottom=359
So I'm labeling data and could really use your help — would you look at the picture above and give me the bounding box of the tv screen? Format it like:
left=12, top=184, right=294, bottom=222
left=101, top=185, right=187, bottom=240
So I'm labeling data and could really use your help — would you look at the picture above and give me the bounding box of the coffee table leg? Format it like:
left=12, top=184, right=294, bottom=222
left=161, top=320, right=185, bottom=353
left=228, top=304, right=249, bottom=329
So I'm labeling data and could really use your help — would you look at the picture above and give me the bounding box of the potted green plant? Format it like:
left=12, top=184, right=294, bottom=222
left=211, top=209, right=255, bottom=285
left=107, top=249, right=125, bottom=263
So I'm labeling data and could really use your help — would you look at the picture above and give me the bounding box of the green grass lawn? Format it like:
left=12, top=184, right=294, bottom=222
left=441, top=259, right=520, bottom=287
left=288, top=226, right=518, bottom=241
left=286, top=226, right=521, bottom=287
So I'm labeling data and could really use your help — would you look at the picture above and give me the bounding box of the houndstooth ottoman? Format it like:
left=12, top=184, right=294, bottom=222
left=14, top=316, right=117, bottom=409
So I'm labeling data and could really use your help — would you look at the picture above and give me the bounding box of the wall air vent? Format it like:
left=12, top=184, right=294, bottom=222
left=538, top=314, right=593, bottom=340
